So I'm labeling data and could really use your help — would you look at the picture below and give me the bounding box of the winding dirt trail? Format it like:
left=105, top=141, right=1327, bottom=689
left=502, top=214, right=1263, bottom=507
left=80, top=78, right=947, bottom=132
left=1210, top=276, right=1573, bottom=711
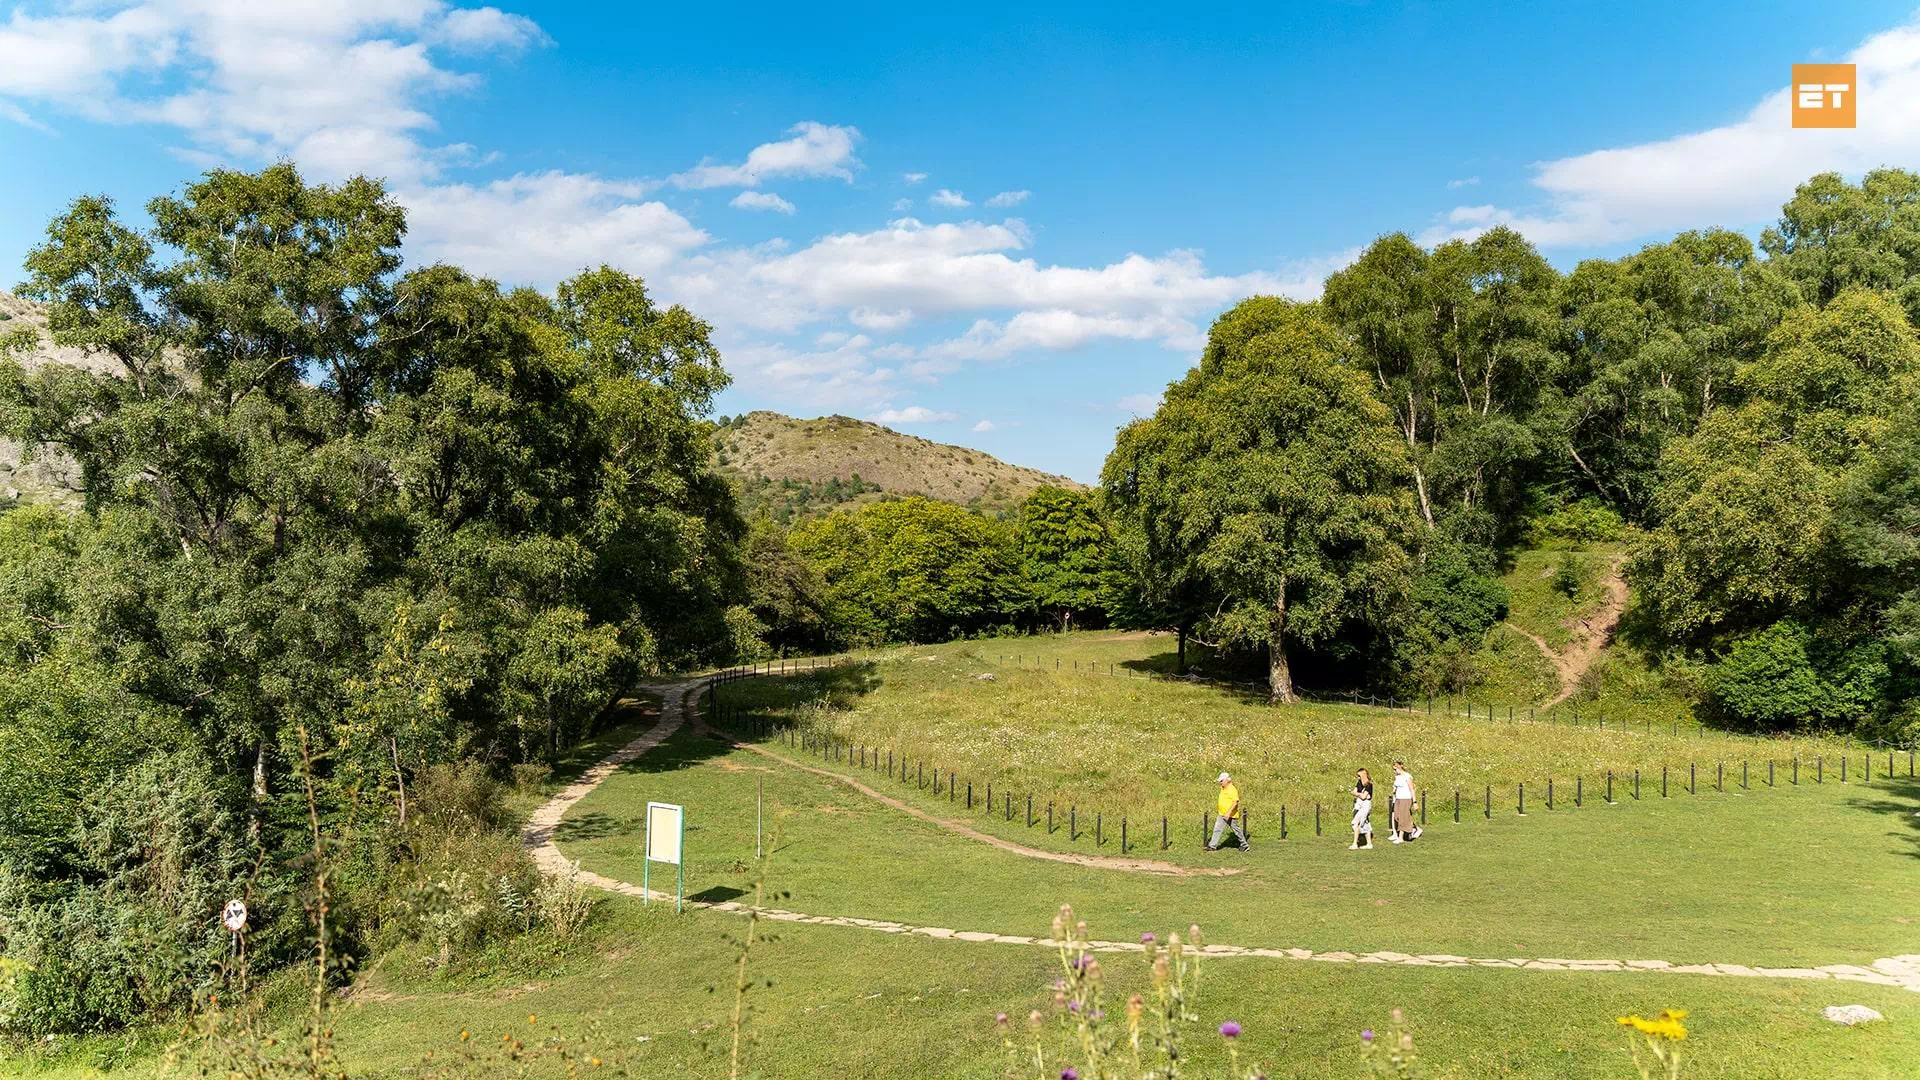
left=1511, top=557, right=1630, bottom=709
left=518, top=679, right=1920, bottom=994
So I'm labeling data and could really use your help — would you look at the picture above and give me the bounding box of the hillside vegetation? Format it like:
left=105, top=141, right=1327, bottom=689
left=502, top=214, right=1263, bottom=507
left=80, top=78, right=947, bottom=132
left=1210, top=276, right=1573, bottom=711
left=0, top=290, right=115, bottom=505
left=714, top=410, right=1081, bottom=520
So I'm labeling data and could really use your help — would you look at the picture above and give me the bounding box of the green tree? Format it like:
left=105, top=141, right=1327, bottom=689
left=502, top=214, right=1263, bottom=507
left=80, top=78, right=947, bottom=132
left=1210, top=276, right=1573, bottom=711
left=1102, top=297, right=1420, bottom=702
left=1762, top=169, right=1920, bottom=320
left=1016, top=485, right=1111, bottom=632
left=790, top=497, right=1023, bottom=645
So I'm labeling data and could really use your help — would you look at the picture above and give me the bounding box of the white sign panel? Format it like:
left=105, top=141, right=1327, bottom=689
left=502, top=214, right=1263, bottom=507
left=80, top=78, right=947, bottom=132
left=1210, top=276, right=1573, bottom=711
left=221, top=899, right=248, bottom=932
left=645, top=802, right=684, bottom=866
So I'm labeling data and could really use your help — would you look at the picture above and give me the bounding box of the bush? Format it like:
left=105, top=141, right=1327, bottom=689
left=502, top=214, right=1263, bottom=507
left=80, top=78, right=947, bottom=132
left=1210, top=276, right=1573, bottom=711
left=1529, top=498, right=1627, bottom=545
left=536, top=859, right=597, bottom=940
left=413, top=761, right=510, bottom=834
left=1708, top=620, right=1889, bottom=731
left=510, top=763, right=552, bottom=795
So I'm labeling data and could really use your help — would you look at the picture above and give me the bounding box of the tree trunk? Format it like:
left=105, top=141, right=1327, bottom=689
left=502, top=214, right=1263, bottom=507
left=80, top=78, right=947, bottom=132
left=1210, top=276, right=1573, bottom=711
left=390, top=735, right=408, bottom=828
left=248, top=739, right=269, bottom=843
left=1269, top=584, right=1296, bottom=704
left=1176, top=624, right=1188, bottom=675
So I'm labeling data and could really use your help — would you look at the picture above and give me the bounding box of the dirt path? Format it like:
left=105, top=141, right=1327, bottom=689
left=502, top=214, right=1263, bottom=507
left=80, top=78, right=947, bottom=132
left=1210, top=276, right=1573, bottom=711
left=1511, top=557, right=1630, bottom=709
left=523, top=679, right=1920, bottom=993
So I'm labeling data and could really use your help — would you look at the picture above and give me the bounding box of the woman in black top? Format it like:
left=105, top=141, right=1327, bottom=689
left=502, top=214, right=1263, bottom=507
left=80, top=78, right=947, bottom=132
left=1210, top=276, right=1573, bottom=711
left=1350, top=768, right=1374, bottom=849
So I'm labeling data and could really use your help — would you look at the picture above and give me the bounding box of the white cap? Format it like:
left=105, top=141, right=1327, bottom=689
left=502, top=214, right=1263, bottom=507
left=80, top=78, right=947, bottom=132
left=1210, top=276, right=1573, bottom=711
left=1217, top=772, right=1231, bottom=783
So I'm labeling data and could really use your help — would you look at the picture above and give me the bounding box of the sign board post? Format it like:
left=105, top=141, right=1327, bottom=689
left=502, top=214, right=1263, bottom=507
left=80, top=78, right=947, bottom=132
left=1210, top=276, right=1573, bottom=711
left=643, top=801, right=685, bottom=912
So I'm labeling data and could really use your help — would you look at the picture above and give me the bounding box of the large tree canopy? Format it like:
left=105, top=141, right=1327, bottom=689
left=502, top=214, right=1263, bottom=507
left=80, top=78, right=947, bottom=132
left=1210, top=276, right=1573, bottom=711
left=0, top=165, right=747, bottom=1031
left=1103, top=298, right=1420, bottom=702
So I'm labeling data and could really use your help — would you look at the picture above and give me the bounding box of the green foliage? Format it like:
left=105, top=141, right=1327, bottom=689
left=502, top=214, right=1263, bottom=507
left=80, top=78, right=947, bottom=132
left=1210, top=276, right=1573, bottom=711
left=789, top=497, right=1025, bottom=645
left=1551, top=554, right=1584, bottom=600
left=1528, top=498, right=1627, bottom=545
left=1392, top=534, right=1510, bottom=694
left=1103, top=298, right=1420, bottom=699
left=0, top=164, right=746, bottom=1034
left=1016, top=485, right=1113, bottom=631
left=1706, top=620, right=1889, bottom=732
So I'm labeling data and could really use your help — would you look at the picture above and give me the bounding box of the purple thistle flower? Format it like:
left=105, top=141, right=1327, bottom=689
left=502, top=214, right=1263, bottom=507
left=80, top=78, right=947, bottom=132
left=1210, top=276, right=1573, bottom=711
left=1361, top=1029, right=1374, bottom=1043
left=1071, top=954, right=1093, bottom=970
left=995, top=1013, right=1008, bottom=1026
left=1060, top=1069, right=1078, bottom=1080
left=1140, top=932, right=1156, bottom=944
left=1219, top=1021, right=1242, bottom=1039
left=1067, top=1001, right=1081, bottom=1013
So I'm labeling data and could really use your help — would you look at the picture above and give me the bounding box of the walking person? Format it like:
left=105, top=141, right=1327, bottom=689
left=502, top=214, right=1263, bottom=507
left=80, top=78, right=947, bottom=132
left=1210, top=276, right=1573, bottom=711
left=1206, top=772, right=1250, bottom=852
left=1349, top=768, right=1374, bottom=849
left=1389, top=760, right=1420, bottom=843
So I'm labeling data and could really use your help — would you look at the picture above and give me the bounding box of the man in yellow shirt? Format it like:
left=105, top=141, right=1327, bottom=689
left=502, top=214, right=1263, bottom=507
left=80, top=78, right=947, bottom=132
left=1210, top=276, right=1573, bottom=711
left=1207, top=772, right=1249, bottom=852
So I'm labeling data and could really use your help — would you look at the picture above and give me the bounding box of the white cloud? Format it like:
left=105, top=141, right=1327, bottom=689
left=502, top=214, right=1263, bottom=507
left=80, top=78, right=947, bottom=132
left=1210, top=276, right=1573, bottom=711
left=670, top=121, right=862, bottom=189
left=0, top=100, right=52, bottom=133
left=402, top=171, right=707, bottom=284
left=1429, top=16, right=1920, bottom=248
left=849, top=307, right=914, bottom=331
left=1446, top=175, right=1479, bottom=189
left=722, top=334, right=897, bottom=413
left=929, top=188, right=970, bottom=208
left=1117, top=392, right=1162, bottom=415
left=971, top=419, right=995, bottom=432
left=917, top=310, right=1205, bottom=366
left=986, top=189, right=1030, bottom=207
left=891, top=197, right=913, bottom=211
left=731, top=190, right=796, bottom=214
left=903, top=171, right=927, bottom=184
left=435, top=6, right=548, bottom=52
left=869, top=405, right=955, bottom=425
left=0, top=0, right=542, bottom=187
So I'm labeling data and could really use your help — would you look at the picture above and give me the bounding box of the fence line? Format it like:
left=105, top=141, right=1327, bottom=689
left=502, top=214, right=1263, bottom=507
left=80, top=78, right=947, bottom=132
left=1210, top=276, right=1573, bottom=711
left=704, top=665, right=1919, bottom=854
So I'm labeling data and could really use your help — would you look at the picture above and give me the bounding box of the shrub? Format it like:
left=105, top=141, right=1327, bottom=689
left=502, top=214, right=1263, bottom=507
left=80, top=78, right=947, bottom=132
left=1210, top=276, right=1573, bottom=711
left=535, top=859, right=597, bottom=940
left=1530, top=498, right=1627, bottom=545
left=1708, top=620, right=1889, bottom=731
left=510, top=763, right=552, bottom=795
left=413, top=761, right=510, bottom=834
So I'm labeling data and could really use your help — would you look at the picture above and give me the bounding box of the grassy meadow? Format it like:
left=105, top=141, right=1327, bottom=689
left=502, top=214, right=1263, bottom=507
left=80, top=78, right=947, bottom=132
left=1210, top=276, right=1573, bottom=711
left=17, top=635, right=1920, bottom=1079
left=707, top=630, right=1881, bottom=858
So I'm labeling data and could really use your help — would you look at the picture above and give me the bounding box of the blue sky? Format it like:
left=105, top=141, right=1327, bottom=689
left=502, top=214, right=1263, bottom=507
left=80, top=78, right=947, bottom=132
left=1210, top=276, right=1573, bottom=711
left=2, top=1, right=1917, bottom=481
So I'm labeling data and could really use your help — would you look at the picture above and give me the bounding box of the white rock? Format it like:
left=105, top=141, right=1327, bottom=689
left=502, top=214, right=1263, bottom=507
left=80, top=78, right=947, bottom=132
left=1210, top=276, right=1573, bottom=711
left=1823, top=1005, right=1884, bottom=1026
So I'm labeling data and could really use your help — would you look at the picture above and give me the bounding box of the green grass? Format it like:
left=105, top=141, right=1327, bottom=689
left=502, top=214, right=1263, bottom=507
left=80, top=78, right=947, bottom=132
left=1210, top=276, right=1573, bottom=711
left=21, top=667, right=1919, bottom=1080
left=28, top=893, right=1915, bottom=1079
left=561, top=718, right=1919, bottom=969
left=709, top=632, right=1873, bottom=841
left=1501, top=543, right=1624, bottom=651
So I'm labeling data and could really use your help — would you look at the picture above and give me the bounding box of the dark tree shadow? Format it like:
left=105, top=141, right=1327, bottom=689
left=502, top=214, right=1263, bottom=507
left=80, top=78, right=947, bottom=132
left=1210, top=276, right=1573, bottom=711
left=552, top=810, right=625, bottom=843
left=688, top=885, right=747, bottom=904
left=1846, top=776, right=1920, bottom=861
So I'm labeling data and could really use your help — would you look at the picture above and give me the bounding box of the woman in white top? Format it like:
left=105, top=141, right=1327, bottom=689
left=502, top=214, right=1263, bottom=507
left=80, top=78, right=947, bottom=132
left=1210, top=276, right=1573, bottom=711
left=1349, top=768, right=1374, bottom=850
left=1390, top=760, right=1420, bottom=843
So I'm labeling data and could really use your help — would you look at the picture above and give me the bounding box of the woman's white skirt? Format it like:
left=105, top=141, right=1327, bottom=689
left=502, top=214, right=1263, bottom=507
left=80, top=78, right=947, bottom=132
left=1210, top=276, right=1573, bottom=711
left=1351, top=798, right=1372, bottom=834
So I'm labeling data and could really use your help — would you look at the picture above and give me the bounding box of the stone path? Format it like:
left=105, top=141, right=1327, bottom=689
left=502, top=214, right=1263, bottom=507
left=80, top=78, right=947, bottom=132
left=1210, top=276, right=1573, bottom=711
left=525, top=679, right=1920, bottom=994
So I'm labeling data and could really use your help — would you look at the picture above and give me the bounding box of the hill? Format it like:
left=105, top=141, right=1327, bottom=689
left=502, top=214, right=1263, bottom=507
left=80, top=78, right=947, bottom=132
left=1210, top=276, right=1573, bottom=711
left=713, top=410, right=1082, bottom=521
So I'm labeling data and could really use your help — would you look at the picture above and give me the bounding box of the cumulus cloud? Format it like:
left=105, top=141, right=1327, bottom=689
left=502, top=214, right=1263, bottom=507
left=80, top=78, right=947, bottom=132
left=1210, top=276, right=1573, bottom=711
left=435, top=6, right=548, bottom=52
left=1446, top=175, right=1479, bottom=189
left=903, top=171, right=927, bottom=184
left=670, top=121, right=862, bottom=189
left=1428, top=16, right=1920, bottom=248
left=891, top=197, right=913, bottom=211
left=986, top=189, right=1030, bottom=207
left=731, top=190, right=797, bottom=214
left=870, top=405, right=955, bottom=425
left=404, top=171, right=708, bottom=284
left=929, top=188, right=970, bottom=208
left=971, top=419, right=995, bottom=432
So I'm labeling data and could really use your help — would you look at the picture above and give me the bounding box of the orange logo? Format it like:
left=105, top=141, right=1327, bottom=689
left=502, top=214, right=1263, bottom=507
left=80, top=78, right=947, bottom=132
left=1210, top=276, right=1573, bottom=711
left=1792, top=63, right=1856, bottom=128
